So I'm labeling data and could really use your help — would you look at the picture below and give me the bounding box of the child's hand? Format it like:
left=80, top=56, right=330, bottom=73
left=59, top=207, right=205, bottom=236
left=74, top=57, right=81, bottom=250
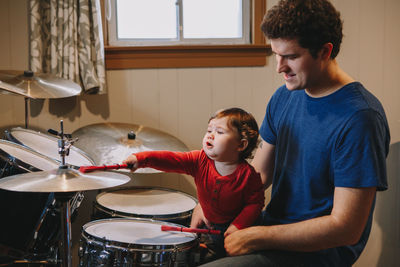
left=190, top=204, right=211, bottom=229
left=122, top=154, right=139, bottom=172
left=224, top=224, right=239, bottom=237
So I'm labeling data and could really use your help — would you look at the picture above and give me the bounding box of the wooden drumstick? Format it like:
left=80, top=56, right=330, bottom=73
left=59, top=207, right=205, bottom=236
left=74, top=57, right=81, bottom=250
left=79, top=164, right=133, bottom=173
left=161, top=225, right=221, bottom=235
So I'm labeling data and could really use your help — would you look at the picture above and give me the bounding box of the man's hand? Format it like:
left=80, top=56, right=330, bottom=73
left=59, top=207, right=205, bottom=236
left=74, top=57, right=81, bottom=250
left=224, top=226, right=260, bottom=256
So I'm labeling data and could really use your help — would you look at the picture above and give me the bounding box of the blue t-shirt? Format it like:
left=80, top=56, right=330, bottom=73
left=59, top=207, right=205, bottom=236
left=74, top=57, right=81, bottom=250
left=260, top=82, right=390, bottom=266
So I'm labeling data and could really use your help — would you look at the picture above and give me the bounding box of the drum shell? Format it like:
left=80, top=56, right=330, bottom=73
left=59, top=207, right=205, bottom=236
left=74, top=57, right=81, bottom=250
left=0, top=140, right=60, bottom=257
left=92, top=187, right=198, bottom=226
left=78, top=218, right=199, bottom=267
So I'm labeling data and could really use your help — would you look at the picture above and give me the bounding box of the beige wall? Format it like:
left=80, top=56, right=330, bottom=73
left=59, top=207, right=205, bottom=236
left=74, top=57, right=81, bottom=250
left=0, top=0, right=399, bottom=266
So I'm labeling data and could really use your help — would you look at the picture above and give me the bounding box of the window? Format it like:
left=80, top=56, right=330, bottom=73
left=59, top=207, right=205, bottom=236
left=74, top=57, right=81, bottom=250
left=102, top=0, right=270, bottom=69
left=108, top=0, right=250, bottom=46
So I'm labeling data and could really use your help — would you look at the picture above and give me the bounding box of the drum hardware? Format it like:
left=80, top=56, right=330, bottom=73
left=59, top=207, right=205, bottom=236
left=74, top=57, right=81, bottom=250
left=70, top=191, right=85, bottom=215
left=72, top=122, right=189, bottom=174
left=0, top=70, right=82, bottom=128
left=0, top=121, right=130, bottom=267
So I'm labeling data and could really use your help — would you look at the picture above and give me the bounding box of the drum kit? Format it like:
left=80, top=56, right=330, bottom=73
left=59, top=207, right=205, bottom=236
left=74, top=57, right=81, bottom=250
left=0, top=72, right=199, bottom=267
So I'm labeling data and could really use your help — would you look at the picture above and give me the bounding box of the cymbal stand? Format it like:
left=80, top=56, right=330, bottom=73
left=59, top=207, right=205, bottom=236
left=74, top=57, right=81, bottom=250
left=56, top=192, right=74, bottom=267
left=54, top=120, right=74, bottom=267
left=24, top=97, right=29, bottom=129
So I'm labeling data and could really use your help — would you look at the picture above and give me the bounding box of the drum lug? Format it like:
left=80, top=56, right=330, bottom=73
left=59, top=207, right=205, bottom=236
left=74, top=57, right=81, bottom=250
left=171, top=247, right=178, bottom=263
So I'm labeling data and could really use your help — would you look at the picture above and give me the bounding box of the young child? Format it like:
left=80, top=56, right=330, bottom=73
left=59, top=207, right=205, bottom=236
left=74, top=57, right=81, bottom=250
left=123, top=107, right=264, bottom=261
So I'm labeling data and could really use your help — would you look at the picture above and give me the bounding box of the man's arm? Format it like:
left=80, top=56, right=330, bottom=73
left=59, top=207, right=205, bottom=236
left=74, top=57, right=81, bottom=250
left=224, top=186, right=376, bottom=255
left=251, top=140, right=275, bottom=189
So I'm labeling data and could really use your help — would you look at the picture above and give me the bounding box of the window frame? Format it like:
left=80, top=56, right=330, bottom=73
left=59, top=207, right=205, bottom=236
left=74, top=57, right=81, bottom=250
left=109, top=0, right=251, bottom=46
left=101, top=0, right=270, bottom=69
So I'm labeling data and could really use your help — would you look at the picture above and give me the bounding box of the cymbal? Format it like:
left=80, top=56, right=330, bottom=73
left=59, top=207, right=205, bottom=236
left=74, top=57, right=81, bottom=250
left=0, top=70, right=81, bottom=99
left=72, top=123, right=189, bottom=174
left=0, top=167, right=130, bottom=193
left=0, top=80, right=34, bottom=98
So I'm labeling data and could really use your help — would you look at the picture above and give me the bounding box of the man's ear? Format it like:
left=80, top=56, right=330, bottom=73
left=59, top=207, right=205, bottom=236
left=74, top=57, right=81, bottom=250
left=238, top=139, right=248, bottom=152
left=320, top=42, right=333, bottom=60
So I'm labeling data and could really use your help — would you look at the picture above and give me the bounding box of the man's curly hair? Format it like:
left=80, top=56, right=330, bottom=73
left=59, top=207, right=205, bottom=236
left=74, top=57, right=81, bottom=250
left=261, top=0, right=343, bottom=59
left=209, top=108, right=259, bottom=160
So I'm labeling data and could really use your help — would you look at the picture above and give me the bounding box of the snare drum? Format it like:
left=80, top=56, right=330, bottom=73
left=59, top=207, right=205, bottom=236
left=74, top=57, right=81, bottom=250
left=92, top=187, right=198, bottom=226
left=0, top=140, right=60, bottom=257
left=5, top=127, right=95, bottom=167
left=79, top=219, right=199, bottom=267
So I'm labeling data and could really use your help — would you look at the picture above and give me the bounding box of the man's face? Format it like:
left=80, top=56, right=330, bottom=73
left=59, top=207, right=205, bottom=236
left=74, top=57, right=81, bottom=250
left=271, top=38, right=322, bottom=92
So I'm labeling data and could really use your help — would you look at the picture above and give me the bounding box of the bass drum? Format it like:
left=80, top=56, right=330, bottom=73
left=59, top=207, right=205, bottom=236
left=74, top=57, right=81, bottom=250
left=92, top=187, right=198, bottom=226
left=0, top=140, right=60, bottom=259
left=4, top=127, right=96, bottom=221
left=79, top=218, right=199, bottom=267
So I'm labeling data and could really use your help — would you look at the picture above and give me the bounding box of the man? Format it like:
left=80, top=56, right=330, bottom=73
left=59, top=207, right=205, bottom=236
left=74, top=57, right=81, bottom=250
left=195, top=0, right=390, bottom=266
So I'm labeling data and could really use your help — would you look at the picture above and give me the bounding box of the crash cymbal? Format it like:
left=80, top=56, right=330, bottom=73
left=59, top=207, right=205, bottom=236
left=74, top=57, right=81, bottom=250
left=72, top=123, right=189, bottom=174
left=0, top=167, right=130, bottom=193
left=0, top=80, right=35, bottom=98
left=0, top=70, right=81, bottom=99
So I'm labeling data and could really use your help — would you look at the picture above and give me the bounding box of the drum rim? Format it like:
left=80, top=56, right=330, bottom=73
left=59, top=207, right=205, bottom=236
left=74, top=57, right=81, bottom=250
left=81, top=218, right=199, bottom=252
left=0, top=139, right=59, bottom=173
left=94, top=186, right=198, bottom=220
left=5, top=127, right=96, bottom=166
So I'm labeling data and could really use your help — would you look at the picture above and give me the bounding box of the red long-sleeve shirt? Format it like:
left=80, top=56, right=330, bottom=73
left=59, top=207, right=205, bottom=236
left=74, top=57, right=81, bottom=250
left=135, top=150, right=265, bottom=229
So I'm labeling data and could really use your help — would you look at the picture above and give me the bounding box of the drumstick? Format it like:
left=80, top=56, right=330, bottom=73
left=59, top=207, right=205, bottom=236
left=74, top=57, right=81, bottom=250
left=161, top=225, right=221, bottom=235
left=79, top=164, right=133, bottom=173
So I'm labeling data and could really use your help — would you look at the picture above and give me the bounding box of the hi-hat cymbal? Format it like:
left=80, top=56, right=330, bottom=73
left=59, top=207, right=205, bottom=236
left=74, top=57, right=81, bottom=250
left=72, top=123, right=189, bottom=174
left=0, top=167, right=130, bottom=193
left=0, top=70, right=81, bottom=99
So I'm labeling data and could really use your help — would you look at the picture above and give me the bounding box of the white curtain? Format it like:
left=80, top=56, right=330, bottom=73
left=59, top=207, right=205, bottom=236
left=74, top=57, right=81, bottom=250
left=29, top=0, right=107, bottom=94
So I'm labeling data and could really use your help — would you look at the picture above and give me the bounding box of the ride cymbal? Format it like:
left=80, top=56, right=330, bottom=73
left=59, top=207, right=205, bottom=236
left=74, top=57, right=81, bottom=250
left=72, top=123, right=189, bottom=174
left=0, top=70, right=81, bottom=99
left=0, top=167, right=130, bottom=193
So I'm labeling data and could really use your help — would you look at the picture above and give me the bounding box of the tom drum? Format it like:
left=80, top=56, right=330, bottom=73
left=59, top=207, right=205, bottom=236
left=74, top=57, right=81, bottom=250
left=79, top=218, right=199, bottom=267
left=92, top=187, right=198, bottom=226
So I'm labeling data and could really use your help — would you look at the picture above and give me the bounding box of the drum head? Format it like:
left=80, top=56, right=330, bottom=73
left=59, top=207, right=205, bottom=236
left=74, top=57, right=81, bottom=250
left=0, top=140, right=60, bottom=172
left=83, top=219, right=197, bottom=247
left=6, top=127, right=95, bottom=167
left=95, top=187, right=198, bottom=220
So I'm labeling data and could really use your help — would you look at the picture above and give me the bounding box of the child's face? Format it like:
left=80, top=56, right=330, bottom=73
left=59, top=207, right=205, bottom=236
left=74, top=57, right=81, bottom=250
left=202, top=116, right=243, bottom=162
